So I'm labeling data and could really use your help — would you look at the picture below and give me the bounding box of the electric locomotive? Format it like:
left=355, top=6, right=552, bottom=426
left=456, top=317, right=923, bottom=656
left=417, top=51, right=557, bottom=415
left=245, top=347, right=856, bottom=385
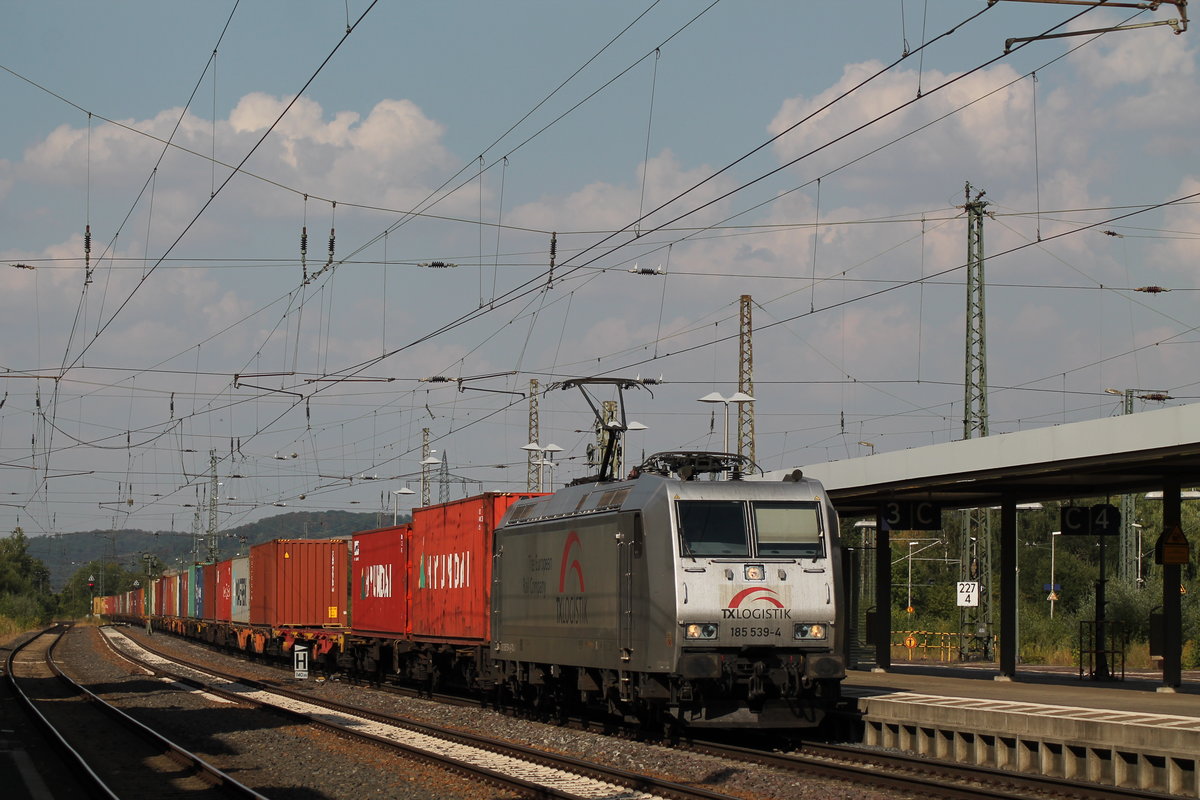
left=491, top=449, right=845, bottom=729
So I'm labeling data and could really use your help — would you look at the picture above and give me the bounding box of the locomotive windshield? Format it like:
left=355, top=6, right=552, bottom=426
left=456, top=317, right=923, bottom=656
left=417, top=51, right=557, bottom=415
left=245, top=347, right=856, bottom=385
left=754, top=501, right=823, bottom=557
left=677, top=500, right=749, bottom=556
left=677, top=499, right=824, bottom=558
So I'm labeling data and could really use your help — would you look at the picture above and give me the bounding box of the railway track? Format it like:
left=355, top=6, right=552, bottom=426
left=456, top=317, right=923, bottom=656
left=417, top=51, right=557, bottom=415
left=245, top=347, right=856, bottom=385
left=99, top=625, right=744, bottom=800
left=681, top=735, right=1184, bottom=800
left=6, top=623, right=265, bottom=800
left=99, top=624, right=1186, bottom=800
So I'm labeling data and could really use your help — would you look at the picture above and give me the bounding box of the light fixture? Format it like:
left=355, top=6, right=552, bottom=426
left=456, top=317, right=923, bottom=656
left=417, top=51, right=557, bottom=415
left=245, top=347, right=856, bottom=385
left=697, top=392, right=754, bottom=453
left=391, top=487, right=416, bottom=524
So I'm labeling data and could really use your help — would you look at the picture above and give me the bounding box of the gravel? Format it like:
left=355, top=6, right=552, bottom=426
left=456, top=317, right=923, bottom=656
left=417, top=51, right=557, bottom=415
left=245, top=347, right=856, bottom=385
left=59, top=623, right=916, bottom=799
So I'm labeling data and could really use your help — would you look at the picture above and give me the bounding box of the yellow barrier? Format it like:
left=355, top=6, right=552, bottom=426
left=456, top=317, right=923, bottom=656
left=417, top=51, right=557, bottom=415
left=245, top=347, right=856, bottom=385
left=891, top=630, right=996, bottom=662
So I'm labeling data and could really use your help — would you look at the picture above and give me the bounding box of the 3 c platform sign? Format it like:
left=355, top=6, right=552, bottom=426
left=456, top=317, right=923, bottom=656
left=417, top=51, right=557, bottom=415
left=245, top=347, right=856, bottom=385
left=882, top=501, right=942, bottom=531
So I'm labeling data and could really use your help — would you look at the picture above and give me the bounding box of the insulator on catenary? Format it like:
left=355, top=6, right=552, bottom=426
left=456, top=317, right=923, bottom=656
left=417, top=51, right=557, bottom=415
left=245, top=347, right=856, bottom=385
left=300, top=226, right=308, bottom=280
left=1135, top=285, right=1170, bottom=294
left=326, top=228, right=335, bottom=266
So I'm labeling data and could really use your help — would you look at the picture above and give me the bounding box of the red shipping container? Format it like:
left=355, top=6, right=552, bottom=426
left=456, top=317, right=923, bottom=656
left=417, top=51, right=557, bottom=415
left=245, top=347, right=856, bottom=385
left=202, top=563, right=217, bottom=620
left=162, top=573, right=178, bottom=617
left=178, top=569, right=190, bottom=618
left=154, top=576, right=166, bottom=616
left=133, top=588, right=144, bottom=618
left=250, top=539, right=347, bottom=628
left=351, top=525, right=409, bottom=637
left=215, top=560, right=233, bottom=622
left=408, top=493, right=540, bottom=643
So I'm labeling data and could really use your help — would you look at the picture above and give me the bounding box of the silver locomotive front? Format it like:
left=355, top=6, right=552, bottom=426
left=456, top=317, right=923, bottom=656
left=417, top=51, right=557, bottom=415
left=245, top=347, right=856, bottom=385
left=662, top=470, right=845, bottom=727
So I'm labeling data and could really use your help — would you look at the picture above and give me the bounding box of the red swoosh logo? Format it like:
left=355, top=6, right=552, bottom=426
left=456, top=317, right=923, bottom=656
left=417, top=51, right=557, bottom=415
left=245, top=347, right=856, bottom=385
left=728, top=587, right=784, bottom=608
left=558, top=531, right=585, bottom=592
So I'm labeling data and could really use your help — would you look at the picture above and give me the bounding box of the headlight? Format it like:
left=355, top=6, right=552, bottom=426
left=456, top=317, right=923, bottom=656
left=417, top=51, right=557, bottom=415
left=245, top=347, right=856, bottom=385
left=744, top=564, right=765, bottom=581
left=684, top=623, right=719, bottom=640
left=793, top=623, right=827, bottom=640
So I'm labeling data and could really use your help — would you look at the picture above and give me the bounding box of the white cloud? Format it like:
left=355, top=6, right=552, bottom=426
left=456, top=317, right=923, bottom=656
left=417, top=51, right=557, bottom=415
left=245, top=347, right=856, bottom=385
left=507, top=149, right=734, bottom=238
left=768, top=60, right=1037, bottom=194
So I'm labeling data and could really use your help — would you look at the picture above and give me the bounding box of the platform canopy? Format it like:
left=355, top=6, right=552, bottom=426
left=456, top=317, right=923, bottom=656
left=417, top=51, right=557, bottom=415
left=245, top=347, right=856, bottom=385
left=793, top=403, right=1200, bottom=515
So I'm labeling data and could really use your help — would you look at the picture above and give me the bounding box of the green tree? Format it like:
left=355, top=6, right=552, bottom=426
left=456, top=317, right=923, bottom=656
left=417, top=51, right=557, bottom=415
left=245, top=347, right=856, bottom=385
left=0, top=527, right=56, bottom=628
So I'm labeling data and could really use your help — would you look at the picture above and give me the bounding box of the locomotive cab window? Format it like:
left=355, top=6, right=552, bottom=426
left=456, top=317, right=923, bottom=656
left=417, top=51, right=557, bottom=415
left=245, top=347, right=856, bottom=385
left=677, top=500, right=749, bottom=557
left=753, top=501, right=824, bottom=558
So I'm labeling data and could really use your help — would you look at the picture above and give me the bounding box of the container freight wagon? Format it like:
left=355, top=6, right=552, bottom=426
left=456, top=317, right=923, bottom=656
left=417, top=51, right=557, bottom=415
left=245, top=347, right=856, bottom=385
left=250, top=539, right=348, bottom=628
left=201, top=563, right=217, bottom=620
left=178, top=569, right=189, bottom=619
left=351, top=525, right=409, bottom=637
left=134, top=545, right=347, bottom=655
left=215, top=560, right=233, bottom=622
left=161, top=572, right=180, bottom=617
left=125, top=588, right=144, bottom=618
left=219, top=540, right=350, bottom=665
left=408, top=493, right=541, bottom=643
left=153, top=575, right=166, bottom=616
left=343, top=493, right=543, bottom=685
left=230, top=556, right=250, bottom=623
left=188, top=565, right=203, bottom=619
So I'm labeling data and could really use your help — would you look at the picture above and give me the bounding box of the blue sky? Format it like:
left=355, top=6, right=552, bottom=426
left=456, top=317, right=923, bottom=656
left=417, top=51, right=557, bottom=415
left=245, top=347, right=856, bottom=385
left=3, top=1, right=1198, bottom=535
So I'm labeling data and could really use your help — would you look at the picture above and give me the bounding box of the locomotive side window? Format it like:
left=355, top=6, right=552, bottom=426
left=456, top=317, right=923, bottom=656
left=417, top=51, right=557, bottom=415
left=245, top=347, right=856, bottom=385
left=753, top=501, right=824, bottom=557
left=677, top=500, right=749, bottom=557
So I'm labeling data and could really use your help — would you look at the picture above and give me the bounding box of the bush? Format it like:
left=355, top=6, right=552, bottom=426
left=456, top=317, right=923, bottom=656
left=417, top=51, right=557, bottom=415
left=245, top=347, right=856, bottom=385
left=0, top=593, right=48, bottom=628
left=1183, top=640, right=1200, bottom=669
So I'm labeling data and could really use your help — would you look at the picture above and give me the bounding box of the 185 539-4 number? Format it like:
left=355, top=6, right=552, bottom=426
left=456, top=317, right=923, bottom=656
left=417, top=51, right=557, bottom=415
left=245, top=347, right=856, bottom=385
left=730, top=626, right=781, bottom=638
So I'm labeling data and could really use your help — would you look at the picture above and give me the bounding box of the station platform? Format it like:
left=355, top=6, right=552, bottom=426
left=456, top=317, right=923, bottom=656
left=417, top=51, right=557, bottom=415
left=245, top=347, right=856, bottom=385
left=845, top=661, right=1200, bottom=714
left=844, top=662, right=1200, bottom=796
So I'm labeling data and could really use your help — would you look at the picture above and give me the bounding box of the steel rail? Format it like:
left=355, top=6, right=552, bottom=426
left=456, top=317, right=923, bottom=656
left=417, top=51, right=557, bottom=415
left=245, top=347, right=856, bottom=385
left=6, top=624, right=120, bottom=800
left=9, top=623, right=268, bottom=800
left=684, top=736, right=1178, bottom=800
left=102, top=625, right=746, bottom=800
left=109, top=624, right=1181, bottom=800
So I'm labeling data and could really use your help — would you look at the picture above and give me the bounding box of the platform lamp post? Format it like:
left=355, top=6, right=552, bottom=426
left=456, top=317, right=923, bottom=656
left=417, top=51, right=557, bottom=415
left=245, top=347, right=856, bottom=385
left=541, top=443, right=562, bottom=490
left=391, top=487, right=415, bottom=524
left=998, top=501, right=1043, bottom=663
left=522, top=442, right=563, bottom=491
left=906, top=540, right=917, bottom=614
left=1131, top=523, right=1145, bottom=587
left=697, top=391, right=754, bottom=454
left=626, top=421, right=648, bottom=474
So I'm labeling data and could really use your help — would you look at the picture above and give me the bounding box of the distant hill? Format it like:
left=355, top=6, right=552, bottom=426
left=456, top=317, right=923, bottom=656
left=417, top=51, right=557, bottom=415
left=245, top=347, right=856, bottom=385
left=26, top=510, right=397, bottom=590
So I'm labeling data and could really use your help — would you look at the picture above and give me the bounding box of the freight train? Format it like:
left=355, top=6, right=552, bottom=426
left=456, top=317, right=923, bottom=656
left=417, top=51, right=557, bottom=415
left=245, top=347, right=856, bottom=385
left=99, top=448, right=845, bottom=730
